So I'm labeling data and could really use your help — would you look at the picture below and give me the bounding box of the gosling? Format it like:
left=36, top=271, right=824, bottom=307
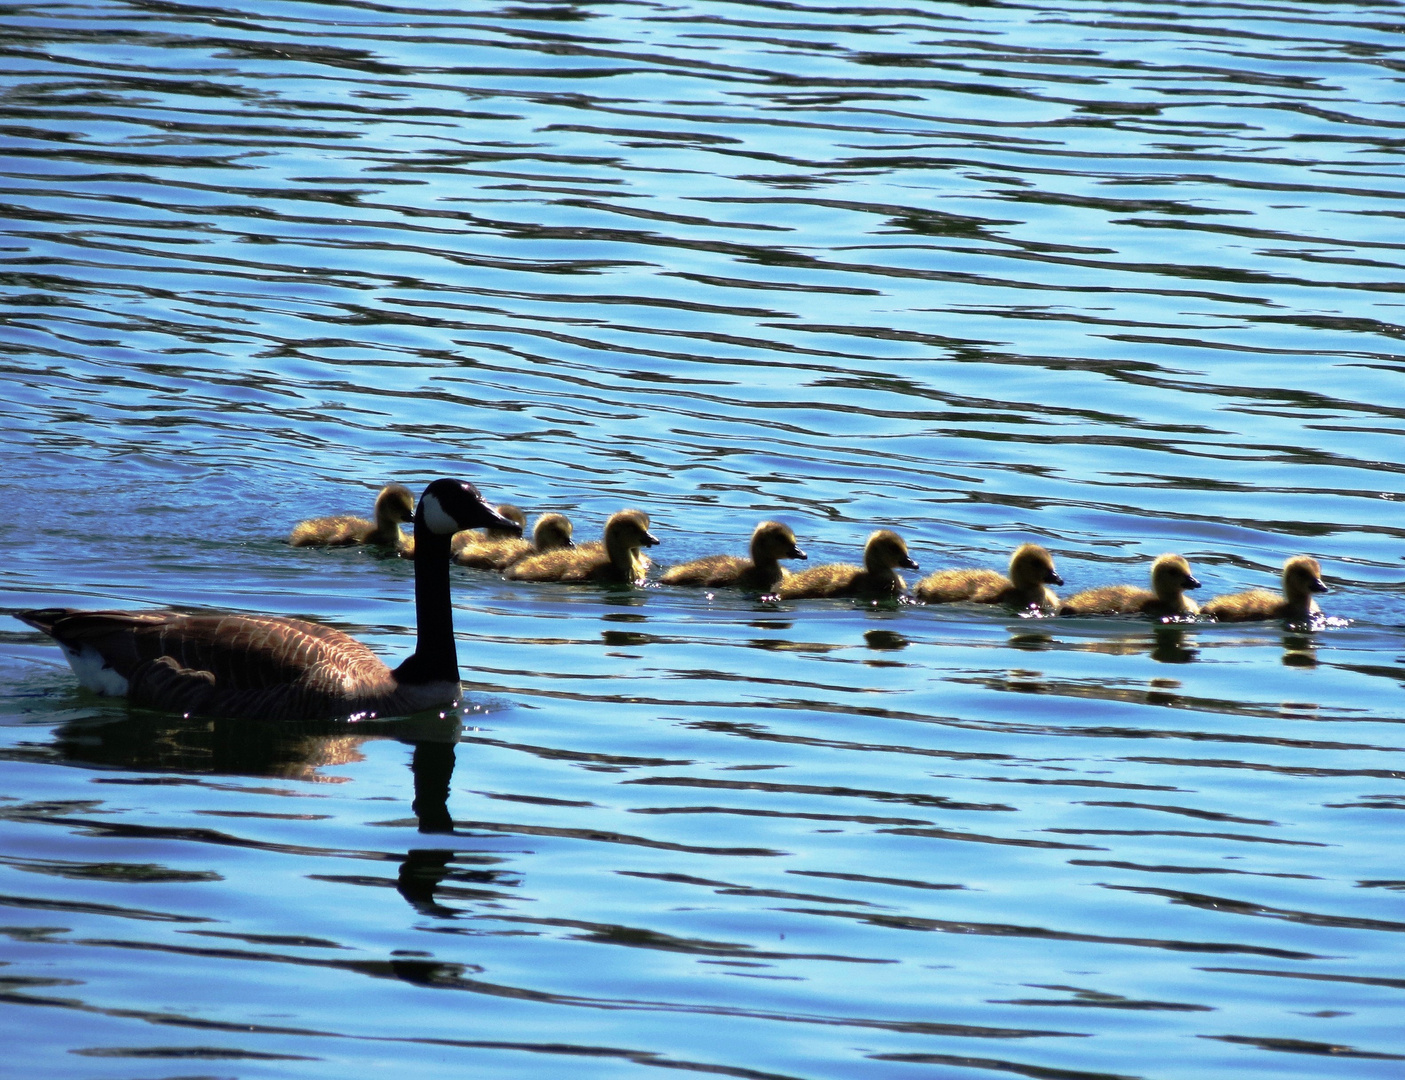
left=505, top=509, right=658, bottom=585
left=288, top=483, right=415, bottom=548
left=1203, top=555, right=1330, bottom=623
left=776, top=530, right=917, bottom=600
left=1060, top=554, right=1201, bottom=618
left=915, top=543, right=1062, bottom=613
left=454, top=513, right=575, bottom=571
left=661, top=521, right=807, bottom=595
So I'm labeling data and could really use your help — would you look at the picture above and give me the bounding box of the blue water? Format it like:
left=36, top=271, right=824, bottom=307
left=2, top=1, right=1404, bottom=1077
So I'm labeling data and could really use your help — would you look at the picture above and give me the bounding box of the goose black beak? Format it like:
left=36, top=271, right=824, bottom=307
left=1312, top=578, right=1330, bottom=594
left=1047, top=570, right=1064, bottom=586
left=480, top=503, right=524, bottom=537
left=1184, top=575, right=1202, bottom=590
left=791, top=546, right=808, bottom=561
left=901, top=555, right=920, bottom=571
left=642, top=531, right=660, bottom=547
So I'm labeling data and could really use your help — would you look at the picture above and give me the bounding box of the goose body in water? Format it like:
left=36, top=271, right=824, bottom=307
left=1203, top=555, right=1329, bottom=622
left=775, top=530, right=916, bottom=600
left=915, top=543, right=1062, bottom=613
left=1060, top=553, right=1201, bottom=618
left=288, top=483, right=415, bottom=548
left=19, top=479, right=519, bottom=722
left=661, top=521, right=806, bottom=595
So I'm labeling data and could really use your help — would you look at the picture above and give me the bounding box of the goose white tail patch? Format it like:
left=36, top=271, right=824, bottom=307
left=61, top=643, right=129, bottom=697
left=420, top=491, right=460, bottom=536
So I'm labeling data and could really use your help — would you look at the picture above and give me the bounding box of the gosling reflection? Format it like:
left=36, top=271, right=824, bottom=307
left=1028, top=625, right=1200, bottom=664
left=863, top=629, right=908, bottom=651
left=1282, top=629, right=1318, bottom=668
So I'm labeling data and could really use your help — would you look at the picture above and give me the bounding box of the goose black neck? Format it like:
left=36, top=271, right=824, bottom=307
left=397, top=519, right=458, bottom=685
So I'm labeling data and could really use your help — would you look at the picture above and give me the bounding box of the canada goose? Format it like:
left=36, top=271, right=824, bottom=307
left=915, top=543, right=1062, bottom=613
left=776, top=530, right=917, bottom=600
left=453, top=512, right=575, bottom=571
left=1203, top=555, right=1330, bottom=623
left=661, top=521, right=806, bottom=594
left=505, top=509, right=658, bottom=585
left=288, top=483, right=415, bottom=548
left=1059, top=553, right=1201, bottom=618
left=19, top=479, right=520, bottom=722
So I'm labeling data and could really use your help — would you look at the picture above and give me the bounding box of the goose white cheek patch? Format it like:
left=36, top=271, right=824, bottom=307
left=420, top=492, right=461, bottom=536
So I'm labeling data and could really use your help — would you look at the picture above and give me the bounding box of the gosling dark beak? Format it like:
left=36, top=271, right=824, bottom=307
left=1047, top=570, right=1064, bottom=586
left=791, top=546, right=808, bottom=561
left=642, top=531, right=660, bottom=547
left=1185, top=575, right=1201, bottom=590
left=902, top=556, right=920, bottom=571
left=1312, top=578, right=1330, bottom=594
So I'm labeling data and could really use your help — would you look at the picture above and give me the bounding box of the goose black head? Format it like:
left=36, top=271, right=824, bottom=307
left=418, top=479, right=523, bottom=537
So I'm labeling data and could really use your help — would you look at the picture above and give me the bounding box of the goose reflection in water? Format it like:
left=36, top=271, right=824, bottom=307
left=41, top=710, right=462, bottom=782
left=38, top=708, right=487, bottom=920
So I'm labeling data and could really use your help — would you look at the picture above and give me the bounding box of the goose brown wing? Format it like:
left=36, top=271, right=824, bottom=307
left=24, top=609, right=394, bottom=718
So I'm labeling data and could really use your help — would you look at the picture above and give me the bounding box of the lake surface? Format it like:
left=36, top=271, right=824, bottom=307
left=2, top=0, right=1404, bottom=1077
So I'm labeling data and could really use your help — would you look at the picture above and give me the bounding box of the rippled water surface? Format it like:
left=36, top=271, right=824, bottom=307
left=3, top=0, right=1405, bottom=1076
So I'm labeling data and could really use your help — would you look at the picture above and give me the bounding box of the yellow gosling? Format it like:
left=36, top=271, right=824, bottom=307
left=1203, top=555, right=1329, bottom=623
left=505, top=509, right=658, bottom=585
left=776, top=530, right=917, bottom=600
left=453, top=513, right=574, bottom=571
left=1060, top=553, right=1201, bottom=618
left=289, top=483, right=415, bottom=548
left=915, top=543, right=1062, bottom=613
left=661, top=521, right=806, bottom=595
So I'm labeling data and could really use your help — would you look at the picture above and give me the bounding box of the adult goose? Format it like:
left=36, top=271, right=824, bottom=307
left=19, top=479, right=519, bottom=722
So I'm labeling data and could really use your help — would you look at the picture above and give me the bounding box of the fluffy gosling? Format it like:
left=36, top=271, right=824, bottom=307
left=453, top=513, right=575, bottom=571
left=661, top=521, right=806, bottom=595
left=776, top=530, right=917, bottom=600
left=505, top=509, right=658, bottom=585
left=915, top=543, right=1062, bottom=613
left=1203, top=555, right=1329, bottom=623
left=289, top=483, right=415, bottom=548
left=1060, top=553, right=1201, bottom=618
